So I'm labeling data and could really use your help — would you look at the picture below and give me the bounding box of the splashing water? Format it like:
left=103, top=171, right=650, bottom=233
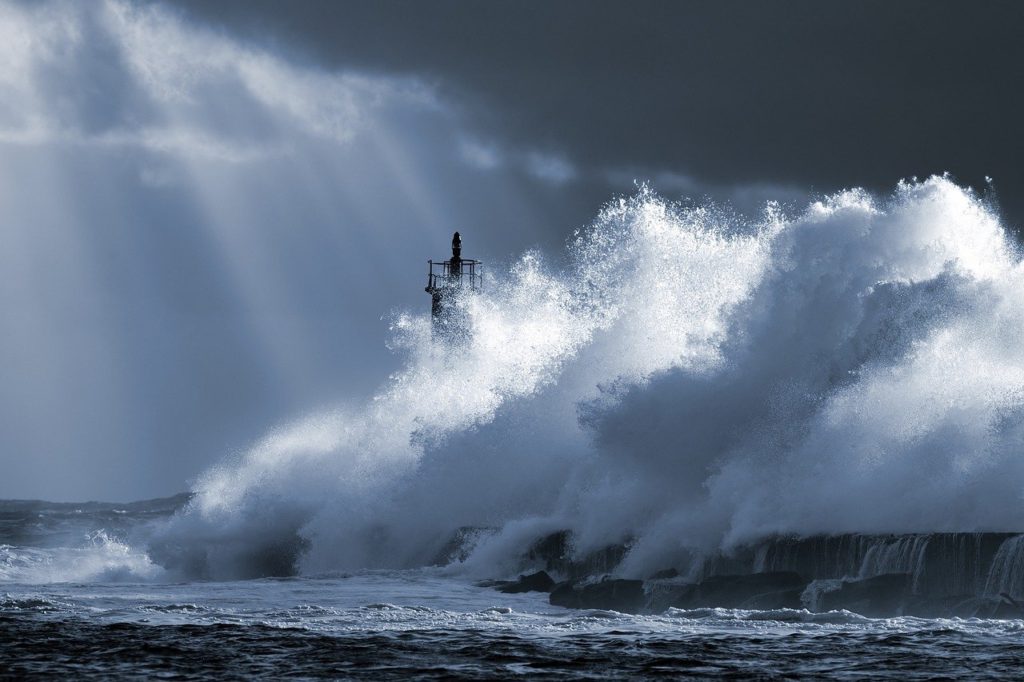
left=152, top=176, right=1024, bottom=580
left=1, top=531, right=160, bottom=584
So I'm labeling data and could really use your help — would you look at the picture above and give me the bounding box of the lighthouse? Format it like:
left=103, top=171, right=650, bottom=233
left=425, top=232, right=482, bottom=337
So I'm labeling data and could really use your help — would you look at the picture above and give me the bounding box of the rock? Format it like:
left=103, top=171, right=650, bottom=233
left=739, top=588, right=805, bottom=610
left=670, top=572, right=807, bottom=610
left=496, top=570, right=556, bottom=594
left=571, top=543, right=630, bottom=579
left=550, top=578, right=646, bottom=613
left=904, top=594, right=981, bottom=618
left=992, top=595, right=1024, bottom=619
left=432, top=526, right=496, bottom=566
left=524, top=530, right=631, bottom=579
left=549, top=581, right=581, bottom=608
left=648, top=567, right=680, bottom=580
left=645, top=582, right=696, bottom=613
left=526, top=531, right=572, bottom=573
left=918, top=595, right=1024, bottom=619
left=819, top=573, right=911, bottom=617
left=150, top=534, right=309, bottom=580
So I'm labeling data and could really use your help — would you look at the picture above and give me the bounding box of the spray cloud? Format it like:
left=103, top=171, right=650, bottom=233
left=154, top=177, right=1024, bottom=579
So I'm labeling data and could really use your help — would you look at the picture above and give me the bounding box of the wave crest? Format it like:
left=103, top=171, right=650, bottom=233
left=153, top=177, right=1024, bottom=580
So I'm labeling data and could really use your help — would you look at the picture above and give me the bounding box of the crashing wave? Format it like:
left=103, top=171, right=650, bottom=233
left=150, top=177, right=1024, bottom=583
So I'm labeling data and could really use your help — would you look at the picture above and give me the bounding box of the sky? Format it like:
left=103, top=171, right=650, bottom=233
left=1, top=0, right=1021, bottom=501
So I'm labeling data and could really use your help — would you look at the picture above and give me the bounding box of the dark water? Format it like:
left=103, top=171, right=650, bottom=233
left=4, top=500, right=1024, bottom=679
left=5, top=613, right=1024, bottom=679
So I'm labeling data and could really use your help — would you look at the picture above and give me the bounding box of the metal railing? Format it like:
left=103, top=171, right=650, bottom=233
left=426, top=259, right=483, bottom=291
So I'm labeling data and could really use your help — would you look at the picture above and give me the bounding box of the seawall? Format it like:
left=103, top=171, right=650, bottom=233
left=488, top=531, right=1024, bottom=617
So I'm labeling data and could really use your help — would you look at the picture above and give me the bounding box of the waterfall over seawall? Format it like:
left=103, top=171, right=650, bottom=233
left=517, top=530, right=1024, bottom=617
left=984, top=535, right=1024, bottom=598
left=740, top=533, right=1020, bottom=598
left=745, top=533, right=1016, bottom=596
left=701, top=532, right=1024, bottom=615
left=536, top=531, right=1024, bottom=600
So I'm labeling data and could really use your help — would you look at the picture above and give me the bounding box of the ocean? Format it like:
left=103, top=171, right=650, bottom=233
left=4, top=1, right=1024, bottom=677
left=3, top=501, right=1024, bottom=679
left=6, top=179, right=1024, bottom=677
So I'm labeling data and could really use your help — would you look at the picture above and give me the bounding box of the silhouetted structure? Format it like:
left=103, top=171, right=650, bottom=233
left=426, top=232, right=482, bottom=336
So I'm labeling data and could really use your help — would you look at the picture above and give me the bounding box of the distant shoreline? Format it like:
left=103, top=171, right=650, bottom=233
left=0, top=492, right=193, bottom=513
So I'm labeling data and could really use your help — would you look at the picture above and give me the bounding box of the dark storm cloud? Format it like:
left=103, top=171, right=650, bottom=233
left=4, top=0, right=1021, bottom=502
left=164, top=0, right=1024, bottom=226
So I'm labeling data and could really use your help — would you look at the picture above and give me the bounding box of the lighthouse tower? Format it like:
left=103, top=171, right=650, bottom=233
left=425, top=232, right=482, bottom=337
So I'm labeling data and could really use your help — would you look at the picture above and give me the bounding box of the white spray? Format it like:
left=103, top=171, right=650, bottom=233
left=155, top=177, right=1024, bottom=580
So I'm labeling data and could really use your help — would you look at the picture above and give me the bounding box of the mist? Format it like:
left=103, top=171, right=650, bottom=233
left=0, top=0, right=594, bottom=500
left=144, top=176, right=1024, bottom=581
left=3, top=3, right=1022, bottom=571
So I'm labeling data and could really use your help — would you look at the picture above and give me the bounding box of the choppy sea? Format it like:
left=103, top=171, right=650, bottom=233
left=2, top=500, right=1023, bottom=679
